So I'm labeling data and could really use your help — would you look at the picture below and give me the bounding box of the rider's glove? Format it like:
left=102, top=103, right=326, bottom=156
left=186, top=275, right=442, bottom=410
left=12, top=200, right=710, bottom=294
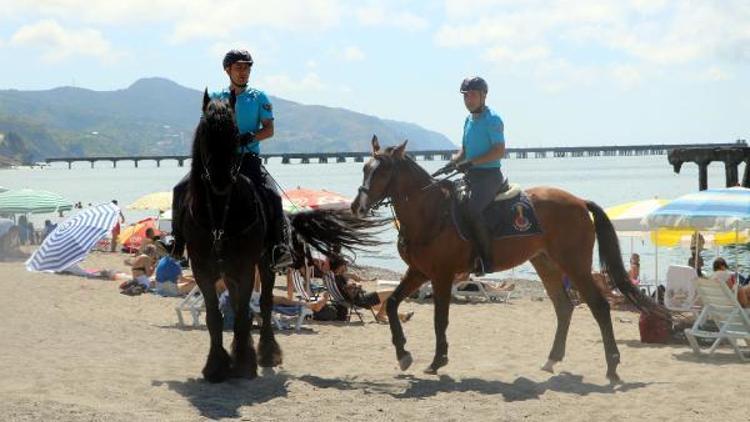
left=239, top=132, right=256, bottom=146
left=455, top=160, right=473, bottom=172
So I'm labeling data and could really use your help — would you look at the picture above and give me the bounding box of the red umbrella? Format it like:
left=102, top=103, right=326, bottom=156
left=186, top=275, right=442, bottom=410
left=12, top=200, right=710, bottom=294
left=282, top=187, right=351, bottom=213
left=118, top=217, right=161, bottom=252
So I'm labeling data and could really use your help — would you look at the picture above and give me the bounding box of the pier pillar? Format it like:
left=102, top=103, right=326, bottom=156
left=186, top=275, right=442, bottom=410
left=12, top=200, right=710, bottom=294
left=282, top=156, right=290, bottom=164
left=90, top=161, right=95, bottom=169
left=336, top=156, right=346, bottom=163
left=113, top=160, right=117, bottom=168
left=697, top=160, right=710, bottom=191
left=156, top=160, right=161, bottom=168
left=68, top=161, right=72, bottom=170
left=178, top=159, right=184, bottom=167
left=743, top=160, right=750, bottom=188
left=134, top=160, right=139, bottom=168
left=355, top=156, right=364, bottom=163
left=301, top=157, right=310, bottom=164
left=319, top=157, right=328, bottom=163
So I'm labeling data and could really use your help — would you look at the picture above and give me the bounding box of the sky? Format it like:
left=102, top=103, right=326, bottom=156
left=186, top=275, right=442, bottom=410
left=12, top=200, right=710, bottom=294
left=0, top=0, right=748, bottom=147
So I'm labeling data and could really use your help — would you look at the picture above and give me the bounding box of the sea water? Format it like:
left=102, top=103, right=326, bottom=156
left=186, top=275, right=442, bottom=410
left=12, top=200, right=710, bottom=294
left=1, top=154, right=744, bottom=283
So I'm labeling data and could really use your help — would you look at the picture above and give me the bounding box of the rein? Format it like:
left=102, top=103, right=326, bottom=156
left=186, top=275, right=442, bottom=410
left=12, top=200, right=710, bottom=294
left=198, top=138, right=255, bottom=278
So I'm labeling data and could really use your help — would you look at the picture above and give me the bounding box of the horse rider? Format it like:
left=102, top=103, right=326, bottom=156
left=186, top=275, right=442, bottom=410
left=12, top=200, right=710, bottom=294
left=170, top=49, right=293, bottom=271
left=449, top=76, right=506, bottom=276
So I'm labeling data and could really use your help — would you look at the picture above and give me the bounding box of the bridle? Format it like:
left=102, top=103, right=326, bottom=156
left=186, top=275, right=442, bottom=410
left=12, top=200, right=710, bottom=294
left=197, top=114, right=255, bottom=278
left=357, top=155, right=398, bottom=212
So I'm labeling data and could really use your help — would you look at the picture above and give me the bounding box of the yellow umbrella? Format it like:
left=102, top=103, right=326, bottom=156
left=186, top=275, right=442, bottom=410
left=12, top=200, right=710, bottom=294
left=127, top=192, right=172, bottom=212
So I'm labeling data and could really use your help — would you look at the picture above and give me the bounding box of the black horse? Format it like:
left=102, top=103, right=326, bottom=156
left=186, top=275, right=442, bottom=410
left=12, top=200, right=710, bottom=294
left=181, top=91, right=387, bottom=382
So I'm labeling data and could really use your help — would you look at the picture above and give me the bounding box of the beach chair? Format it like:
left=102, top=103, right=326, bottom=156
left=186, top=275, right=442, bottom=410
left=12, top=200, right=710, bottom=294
left=664, top=265, right=699, bottom=313
left=452, top=277, right=514, bottom=303
left=249, top=299, right=312, bottom=332
left=322, top=271, right=369, bottom=323
left=684, top=277, right=750, bottom=361
left=175, top=285, right=205, bottom=327
left=291, top=268, right=319, bottom=302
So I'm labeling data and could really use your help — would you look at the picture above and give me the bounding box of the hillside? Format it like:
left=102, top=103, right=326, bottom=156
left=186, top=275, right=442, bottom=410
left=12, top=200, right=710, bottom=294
left=0, top=78, right=455, bottom=161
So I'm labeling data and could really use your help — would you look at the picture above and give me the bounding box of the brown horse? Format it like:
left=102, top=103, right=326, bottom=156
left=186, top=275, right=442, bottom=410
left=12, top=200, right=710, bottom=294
left=351, top=136, right=669, bottom=384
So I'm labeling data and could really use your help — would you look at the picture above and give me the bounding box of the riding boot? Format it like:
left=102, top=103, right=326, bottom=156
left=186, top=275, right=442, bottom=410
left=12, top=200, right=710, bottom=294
left=270, top=213, right=293, bottom=272
left=466, top=217, right=494, bottom=277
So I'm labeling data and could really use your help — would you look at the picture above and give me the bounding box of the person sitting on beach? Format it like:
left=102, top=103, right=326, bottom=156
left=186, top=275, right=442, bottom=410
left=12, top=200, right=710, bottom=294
left=453, top=271, right=516, bottom=294
left=43, top=220, right=56, bottom=240
left=119, top=244, right=158, bottom=295
left=153, top=255, right=195, bottom=297
left=329, top=256, right=413, bottom=324
left=710, top=257, right=750, bottom=307
left=628, top=253, right=640, bottom=285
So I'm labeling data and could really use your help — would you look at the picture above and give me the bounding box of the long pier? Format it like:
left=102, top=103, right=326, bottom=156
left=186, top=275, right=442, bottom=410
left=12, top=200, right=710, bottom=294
left=45, top=142, right=745, bottom=169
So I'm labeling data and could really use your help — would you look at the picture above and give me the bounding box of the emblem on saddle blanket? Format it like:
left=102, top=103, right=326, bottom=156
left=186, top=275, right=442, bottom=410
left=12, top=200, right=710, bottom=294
left=453, top=192, right=542, bottom=240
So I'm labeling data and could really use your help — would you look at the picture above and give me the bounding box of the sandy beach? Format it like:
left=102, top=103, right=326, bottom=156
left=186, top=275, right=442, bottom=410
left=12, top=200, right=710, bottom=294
left=0, top=250, right=746, bottom=422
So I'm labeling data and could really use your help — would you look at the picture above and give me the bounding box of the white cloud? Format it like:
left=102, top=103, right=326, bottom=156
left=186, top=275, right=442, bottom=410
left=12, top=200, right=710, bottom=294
left=355, top=5, right=429, bottom=31
left=9, top=19, right=119, bottom=63
left=342, top=46, right=366, bottom=62
left=259, top=72, right=326, bottom=95
left=437, top=0, right=750, bottom=88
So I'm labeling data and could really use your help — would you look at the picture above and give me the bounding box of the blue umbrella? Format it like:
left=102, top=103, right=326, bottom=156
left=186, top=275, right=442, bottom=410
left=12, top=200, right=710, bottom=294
left=26, top=203, right=120, bottom=272
left=643, top=187, right=750, bottom=231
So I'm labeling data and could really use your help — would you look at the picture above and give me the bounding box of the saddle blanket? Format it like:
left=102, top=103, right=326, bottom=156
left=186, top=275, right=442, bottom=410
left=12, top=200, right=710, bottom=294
left=454, top=192, right=543, bottom=240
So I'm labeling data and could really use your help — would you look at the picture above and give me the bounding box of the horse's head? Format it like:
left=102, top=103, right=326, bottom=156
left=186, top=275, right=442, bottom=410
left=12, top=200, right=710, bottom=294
left=351, top=135, right=408, bottom=217
left=191, top=89, right=240, bottom=193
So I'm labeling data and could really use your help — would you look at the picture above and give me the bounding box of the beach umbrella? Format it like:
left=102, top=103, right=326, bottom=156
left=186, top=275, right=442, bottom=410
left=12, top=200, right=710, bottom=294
left=643, top=187, right=750, bottom=232
left=606, top=199, right=670, bottom=233
left=26, top=203, right=120, bottom=272
left=0, top=188, right=73, bottom=214
left=127, top=191, right=172, bottom=212
left=644, top=187, right=750, bottom=283
left=282, top=187, right=351, bottom=213
left=118, top=217, right=161, bottom=252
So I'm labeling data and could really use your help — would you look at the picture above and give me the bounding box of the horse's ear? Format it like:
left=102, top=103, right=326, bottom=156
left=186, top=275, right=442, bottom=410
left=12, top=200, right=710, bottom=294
left=371, top=135, right=380, bottom=155
left=229, top=90, right=237, bottom=110
left=393, top=140, right=408, bottom=158
left=202, top=88, right=210, bottom=112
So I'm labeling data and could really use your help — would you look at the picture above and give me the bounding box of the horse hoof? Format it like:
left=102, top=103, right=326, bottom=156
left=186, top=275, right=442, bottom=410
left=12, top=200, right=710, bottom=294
left=423, top=366, right=438, bottom=375
left=424, top=355, right=448, bottom=375
left=541, top=359, right=556, bottom=373
left=230, top=364, right=258, bottom=380
left=257, top=339, right=283, bottom=368
left=398, top=352, right=413, bottom=371
left=607, top=373, right=623, bottom=385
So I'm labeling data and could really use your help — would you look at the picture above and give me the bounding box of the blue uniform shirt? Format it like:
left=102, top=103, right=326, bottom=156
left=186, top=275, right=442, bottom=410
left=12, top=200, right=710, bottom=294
left=462, top=106, right=505, bottom=169
left=155, top=256, right=182, bottom=283
left=211, top=87, right=274, bottom=154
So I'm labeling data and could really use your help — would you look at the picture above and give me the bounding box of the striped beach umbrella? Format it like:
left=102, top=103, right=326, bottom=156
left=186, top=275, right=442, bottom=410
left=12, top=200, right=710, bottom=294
left=0, top=188, right=73, bottom=214
left=644, top=187, right=750, bottom=232
left=26, top=203, right=120, bottom=272
left=127, top=191, right=172, bottom=212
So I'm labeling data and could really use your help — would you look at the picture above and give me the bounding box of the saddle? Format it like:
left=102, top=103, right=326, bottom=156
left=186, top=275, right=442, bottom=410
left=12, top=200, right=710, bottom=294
left=449, top=178, right=542, bottom=240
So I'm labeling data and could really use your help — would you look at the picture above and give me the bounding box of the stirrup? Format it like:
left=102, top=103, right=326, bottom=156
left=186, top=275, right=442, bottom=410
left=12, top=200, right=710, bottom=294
left=472, top=257, right=490, bottom=277
left=270, top=244, right=293, bottom=272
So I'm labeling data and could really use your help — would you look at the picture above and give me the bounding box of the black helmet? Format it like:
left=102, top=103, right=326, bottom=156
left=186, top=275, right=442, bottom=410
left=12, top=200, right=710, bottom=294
left=223, top=49, right=253, bottom=69
left=460, top=76, right=488, bottom=94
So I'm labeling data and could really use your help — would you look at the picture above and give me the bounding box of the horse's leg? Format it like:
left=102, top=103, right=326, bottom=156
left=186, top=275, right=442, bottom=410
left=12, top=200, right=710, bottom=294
left=257, top=260, right=282, bottom=367
left=530, top=254, right=574, bottom=374
left=200, top=278, right=232, bottom=383
left=424, top=273, right=453, bottom=375
left=571, top=271, right=622, bottom=384
left=229, top=272, right=257, bottom=379
left=386, top=267, right=427, bottom=371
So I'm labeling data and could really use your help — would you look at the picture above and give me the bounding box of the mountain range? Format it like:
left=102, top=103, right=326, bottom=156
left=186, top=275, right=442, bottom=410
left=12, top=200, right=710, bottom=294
left=0, top=77, right=455, bottom=165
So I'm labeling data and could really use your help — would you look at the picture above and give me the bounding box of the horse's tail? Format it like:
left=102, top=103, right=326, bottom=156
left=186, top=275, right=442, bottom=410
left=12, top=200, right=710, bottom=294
left=288, top=209, right=390, bottom=261
left=586, top=200, right=673, bottom=321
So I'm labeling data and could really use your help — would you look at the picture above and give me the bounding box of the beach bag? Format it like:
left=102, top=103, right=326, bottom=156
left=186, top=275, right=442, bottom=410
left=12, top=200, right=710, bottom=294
left=639, top=312, right=669, bottom=343
left=312, top=304, right=339, bottom=321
